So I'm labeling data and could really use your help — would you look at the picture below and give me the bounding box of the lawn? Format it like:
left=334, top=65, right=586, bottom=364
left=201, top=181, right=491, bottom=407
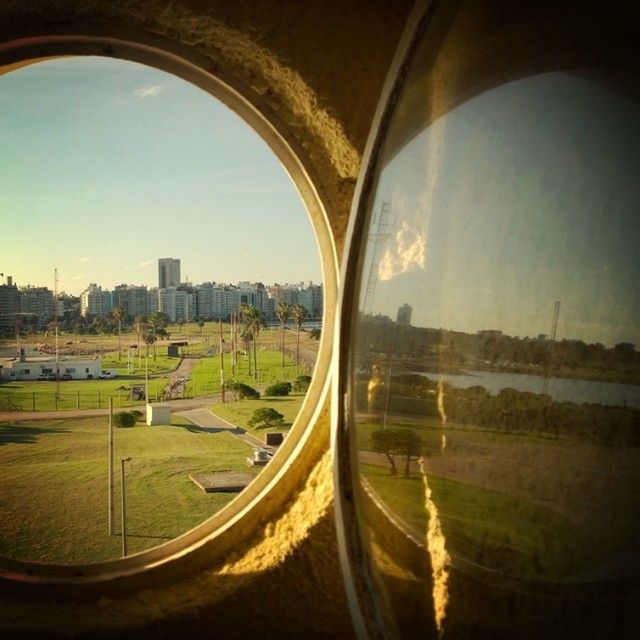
left=0, top=415, right=258, bottom=563
left=186, top=350, right=308, bottom=396
left=360, top=462, right=600, bottom=581
left=210, top=393, right=306, bottom=436
left=0, top=376, right=171, bottom=411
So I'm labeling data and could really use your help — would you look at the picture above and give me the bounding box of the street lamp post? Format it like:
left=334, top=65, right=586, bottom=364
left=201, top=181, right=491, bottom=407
left=120, top=457, right=131, bottom=557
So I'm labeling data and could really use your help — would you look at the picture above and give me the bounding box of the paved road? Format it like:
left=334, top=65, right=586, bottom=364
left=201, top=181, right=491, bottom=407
left=175, top=407, right=276, bottom=453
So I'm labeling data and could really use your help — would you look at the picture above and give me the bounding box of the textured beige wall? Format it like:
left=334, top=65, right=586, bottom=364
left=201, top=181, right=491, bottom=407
left=0, top=1, right=412, bottom=637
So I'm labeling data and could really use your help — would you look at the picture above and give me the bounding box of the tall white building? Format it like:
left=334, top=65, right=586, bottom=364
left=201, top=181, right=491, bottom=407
left=158, top=258, right=181, bottom=289
left=80, top=284, right=113, bottom=318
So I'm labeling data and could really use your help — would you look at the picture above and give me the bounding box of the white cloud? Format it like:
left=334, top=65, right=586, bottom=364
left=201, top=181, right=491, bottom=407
left=78, top=256, right=91, bottom=263
left=378, top=221, right=426, bottom=282
left=138, top=260, right=153, bottom=268
left=134, top=84, right=163, bottom=99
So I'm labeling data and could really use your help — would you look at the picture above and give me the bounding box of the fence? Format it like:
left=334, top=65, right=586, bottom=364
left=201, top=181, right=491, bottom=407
left=0, top=384, right=164, bottom=412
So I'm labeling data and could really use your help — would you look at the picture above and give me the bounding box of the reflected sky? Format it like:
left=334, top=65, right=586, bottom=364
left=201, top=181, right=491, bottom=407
left=364, top=72, right=640, bottom=346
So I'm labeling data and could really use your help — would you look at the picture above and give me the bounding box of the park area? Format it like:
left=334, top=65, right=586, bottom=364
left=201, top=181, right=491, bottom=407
left=0, top=414, right=260, bottom=563
left=358, top=416, right=640, bottom=582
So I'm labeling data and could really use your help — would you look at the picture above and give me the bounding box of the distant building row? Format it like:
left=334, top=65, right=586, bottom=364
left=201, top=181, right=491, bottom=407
left=0, top=277, right=56, bottom=329
left=80, top=281, right=323, bottom=323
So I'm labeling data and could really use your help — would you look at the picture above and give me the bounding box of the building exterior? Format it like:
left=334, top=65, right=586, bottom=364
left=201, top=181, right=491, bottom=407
left=158, top=258, right=181, bottom=289
left=148, top=287, right=196, bottom=322
left=113, top=284, right=148, bottom=320
left=80, top=284, right=113, bottom=317
left=396, top=303, right=412, bottom=326
left=0, top=279, right=21, bottom=328
left=0, top=357, right=103, bottom=380
left=19, top=286, right=55, bottom=328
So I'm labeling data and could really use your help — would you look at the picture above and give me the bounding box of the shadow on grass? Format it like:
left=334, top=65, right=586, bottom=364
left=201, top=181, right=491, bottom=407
left=0, top=423, right=70, bottom=446
left=173, top=422, right=246, bottom=436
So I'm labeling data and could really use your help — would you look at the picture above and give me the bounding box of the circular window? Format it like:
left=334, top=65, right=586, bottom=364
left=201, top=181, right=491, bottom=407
left=335, top=1, right=640, bottom=638
left=0, top=35, right=337, bottom=577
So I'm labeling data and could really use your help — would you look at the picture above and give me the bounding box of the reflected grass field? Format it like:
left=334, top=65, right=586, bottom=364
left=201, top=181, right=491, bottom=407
left=361, top=462, right=599, bottom=581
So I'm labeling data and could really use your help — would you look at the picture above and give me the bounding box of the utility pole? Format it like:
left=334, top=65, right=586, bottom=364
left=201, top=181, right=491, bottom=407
left=120, top=457, right=131, bottom=557
left=108, top=398, right=114, bottom=535
left=219, top=319, right=225, bottom=403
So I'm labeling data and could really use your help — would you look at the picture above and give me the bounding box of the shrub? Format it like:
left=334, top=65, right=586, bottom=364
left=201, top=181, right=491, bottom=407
left=293, top=375, right=312, bottom=392
left=264, top=381, right=292, bottom=397
left=228, top=381, right=260, bottom=400
left=130, top=409, right=144, bottom=421
left=114, top=411, right=136, bottom=428
left=247, top=407, right=284, bottom=429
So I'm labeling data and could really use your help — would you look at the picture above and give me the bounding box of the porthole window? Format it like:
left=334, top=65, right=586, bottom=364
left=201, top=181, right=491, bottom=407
left=335, top=1, right=640, bottom=638
left=0, top=43, right=337, bottom=573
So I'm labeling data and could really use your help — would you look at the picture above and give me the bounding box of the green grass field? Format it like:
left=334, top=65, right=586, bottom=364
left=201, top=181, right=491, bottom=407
left=0, top=415, right=258, bottom=563
left=0, top=376, right=171, bottom=411
left=186, top=350, right=307, bottom=396
left=210, top=393, right=306, bottom=436
left=361, top=460, right=600, bottom=581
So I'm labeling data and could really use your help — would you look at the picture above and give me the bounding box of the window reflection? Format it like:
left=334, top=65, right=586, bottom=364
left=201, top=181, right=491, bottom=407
left=347, top=4, right=640, bottom=638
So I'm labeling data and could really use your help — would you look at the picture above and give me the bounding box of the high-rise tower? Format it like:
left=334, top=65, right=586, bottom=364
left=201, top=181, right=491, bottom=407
left=158, top=258, right=181, bottom=289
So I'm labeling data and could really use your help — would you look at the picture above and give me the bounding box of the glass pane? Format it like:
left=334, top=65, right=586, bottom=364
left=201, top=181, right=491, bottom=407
left=347, top=3, right=640, bottom=638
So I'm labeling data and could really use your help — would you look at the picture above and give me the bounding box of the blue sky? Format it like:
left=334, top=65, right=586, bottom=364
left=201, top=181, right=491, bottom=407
left=0, top=57, right=320, bottom=294
left=364, top=72, right=640, bottom=346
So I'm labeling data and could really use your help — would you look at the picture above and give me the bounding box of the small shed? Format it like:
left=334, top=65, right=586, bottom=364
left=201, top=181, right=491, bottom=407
left=146, top=403, right=171, bottom=426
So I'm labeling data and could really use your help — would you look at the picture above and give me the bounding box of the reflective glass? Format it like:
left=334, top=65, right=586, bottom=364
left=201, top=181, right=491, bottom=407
left=345, top=3, right=640, bottom=638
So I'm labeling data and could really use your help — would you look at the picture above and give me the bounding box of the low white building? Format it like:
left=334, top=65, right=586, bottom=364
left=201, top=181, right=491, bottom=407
left=0, top=357, right=104, bottom=380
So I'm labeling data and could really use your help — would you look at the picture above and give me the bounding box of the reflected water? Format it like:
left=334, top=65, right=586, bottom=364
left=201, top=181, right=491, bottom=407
left=346, top=2, right=640, bottom=638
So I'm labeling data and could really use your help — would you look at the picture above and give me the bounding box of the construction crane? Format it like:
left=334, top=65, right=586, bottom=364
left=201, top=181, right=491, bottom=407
left=362, top=201, right=395, bottom=318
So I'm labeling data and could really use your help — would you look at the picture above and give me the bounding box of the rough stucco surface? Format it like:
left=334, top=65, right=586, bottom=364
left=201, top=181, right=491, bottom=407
left=0, top=2, right=413, bottom=635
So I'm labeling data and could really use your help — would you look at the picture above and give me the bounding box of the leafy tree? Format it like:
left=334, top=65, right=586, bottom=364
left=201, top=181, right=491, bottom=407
left=396, top=428, right=423, bottom=477
left=290, top=304, right=308, bottom=365
left=228, top=381, right=260, bottom=400
left=371, top=429, right=399, bottom=476
left=309, top=328, right=321, bottom=340
left=134, top=315, right=148, bottom=354
left=275, top=300, right=290, bottom=368
left=248, top=407, right=284, bottom=429
left=198, top=320, right=205, bottom=336
left=143, top=330, right=156, bottom=358
left=114, top=411, right=136, bottom=428
left=371, top=427, right=423, bottom=476
left=265, top=381, right=292, bottom=397
left=293, top=374, right=312, bottom=392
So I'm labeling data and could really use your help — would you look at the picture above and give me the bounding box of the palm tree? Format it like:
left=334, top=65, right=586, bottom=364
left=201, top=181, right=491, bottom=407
left=275, top=300, right=290, bottom=368
left=112, top=305, right=125, bottom=361
left=135, top=314, right=148, bottom=355
left=290, top=304, right=308, bottom=366
left=143, top=330, right=156, bottom=358
left=241, top=304, right=263, bottom=380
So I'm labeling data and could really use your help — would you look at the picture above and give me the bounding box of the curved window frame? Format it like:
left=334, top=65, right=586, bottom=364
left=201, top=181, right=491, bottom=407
left=0, top=26, right=338, bottom=587
left=332, top=2, right=436, bottom=637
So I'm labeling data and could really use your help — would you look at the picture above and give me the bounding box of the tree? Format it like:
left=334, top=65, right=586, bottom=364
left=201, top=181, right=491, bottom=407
left=112, top=305, right=125, bottom=361
left=371, top=427, right=423, bottom=477
left=247, top=407, right=284, bottom=429
left=275, top=300, right=290, bottom=368
left=241, top=304, right=263, bottom=380
left=114, top=411, right=136, bottom=428
left=265, top=381, right=292, bottom=397
left=198, top=320, right=205, bottom=336
left=143, top=330, right=156, bottom=358
left=290, top=304, right=308, bottom=365
left=371, top=429, right=399, bottom=476
left=134, top=315, right=148, bottom=355
left=227, top=381, right=260, bottom=400
left=293, top=374, right=312, bottom=392
left=396, top=428, right=423, bottom=477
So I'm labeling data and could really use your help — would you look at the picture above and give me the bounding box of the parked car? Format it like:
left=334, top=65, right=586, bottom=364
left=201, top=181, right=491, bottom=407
left=61, top=373, right=73, bottom=380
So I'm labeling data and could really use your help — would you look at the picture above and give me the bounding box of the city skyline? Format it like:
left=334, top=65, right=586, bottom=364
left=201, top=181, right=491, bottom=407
left=1, top=57, right=322, bottom=296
